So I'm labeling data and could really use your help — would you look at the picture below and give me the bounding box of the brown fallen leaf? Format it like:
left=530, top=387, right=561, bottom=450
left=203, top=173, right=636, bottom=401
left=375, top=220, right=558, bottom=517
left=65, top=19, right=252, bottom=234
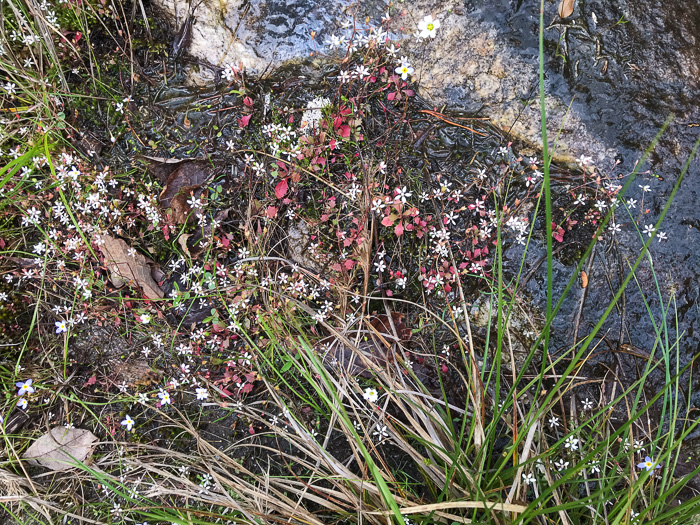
left=23, top=427, right=98, bottom=471
left=99, top=234, right=164, bottom=300
left=177, top=233, right=194, bottom=258
left=158, top=160, right=213, bottom=208
left=138, top=155, right=190, bottom=185
left=369, top=313, right=412, bottom=342
left=170, top=188, right=200, bottom=224
left=558, top=0, right=575, bottom=18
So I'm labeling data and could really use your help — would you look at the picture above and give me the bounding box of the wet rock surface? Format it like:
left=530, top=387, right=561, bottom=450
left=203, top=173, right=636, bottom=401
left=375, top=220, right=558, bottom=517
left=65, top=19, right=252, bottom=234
left=153, top=0, right=350, bottom=82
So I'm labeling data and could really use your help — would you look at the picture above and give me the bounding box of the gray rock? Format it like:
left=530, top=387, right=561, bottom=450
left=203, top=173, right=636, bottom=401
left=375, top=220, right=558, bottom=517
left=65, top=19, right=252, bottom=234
left=470, top=295, right=542, bottom=373
left=153, top=0, right=352, bottom=83
left=153, top=0, right=698, bottom=168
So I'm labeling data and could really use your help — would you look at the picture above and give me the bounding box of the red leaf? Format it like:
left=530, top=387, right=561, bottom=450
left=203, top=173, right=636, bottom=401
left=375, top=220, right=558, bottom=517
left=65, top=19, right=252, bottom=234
left=339, top=125, right=351, bottom=138
left=344, top=259, right=355, bottom=270
left=266, top=206, right=278, bottom=218
left=243, top=96, right=253, bottom=108
left=84, top=375, right=97, bottom=387
left=394, top=221, right=404, bottom=236
left=381, top=215, right=394, bottom=227
left=220, top=387, right=233, bottom=398
left=387, top=91, right=396, bottom=101
left=238, top=114, right=252, bottom=127
left=274, top=178, right=288, bottom=199
left=329, top=138, right=337, bottom=150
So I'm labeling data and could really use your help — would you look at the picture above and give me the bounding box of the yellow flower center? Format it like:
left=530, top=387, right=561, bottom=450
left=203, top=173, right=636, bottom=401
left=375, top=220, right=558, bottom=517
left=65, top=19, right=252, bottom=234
left=427, top=23, right=434, bottom=31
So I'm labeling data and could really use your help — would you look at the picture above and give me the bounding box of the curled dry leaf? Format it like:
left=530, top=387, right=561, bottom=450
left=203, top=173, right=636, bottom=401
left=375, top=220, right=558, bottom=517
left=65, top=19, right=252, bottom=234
left=23, top=427, right=98, bottom=471
left=99, top=234, right=164, bottom=300
left=141, top=157, right=214, bottom=225
left=170, top=187, right=201, bottom=224
left=558, top=0, right=575, bottom=18
left=138, top=155, right=189, bottom=185
left=158, top=161, right=212, bottom=208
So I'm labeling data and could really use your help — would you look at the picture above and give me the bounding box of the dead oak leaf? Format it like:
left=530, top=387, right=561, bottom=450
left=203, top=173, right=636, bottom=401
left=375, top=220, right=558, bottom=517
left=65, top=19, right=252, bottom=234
left=99, top=234, right=164, bottom=300
left=23, top=427, right=98, bottom=471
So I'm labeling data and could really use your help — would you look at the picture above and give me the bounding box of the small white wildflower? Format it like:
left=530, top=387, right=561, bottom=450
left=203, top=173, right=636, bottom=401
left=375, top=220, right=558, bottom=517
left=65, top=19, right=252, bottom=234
left=417, top=15, right=440, bottom=39
left=363, top=387, right=379, bottom=403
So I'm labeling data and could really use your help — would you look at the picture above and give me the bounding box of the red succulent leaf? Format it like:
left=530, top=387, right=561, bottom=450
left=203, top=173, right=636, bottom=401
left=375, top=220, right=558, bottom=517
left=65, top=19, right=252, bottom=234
left=274, top=178, right=288, bottom=199
left=238, top=114, right=252, bottom=127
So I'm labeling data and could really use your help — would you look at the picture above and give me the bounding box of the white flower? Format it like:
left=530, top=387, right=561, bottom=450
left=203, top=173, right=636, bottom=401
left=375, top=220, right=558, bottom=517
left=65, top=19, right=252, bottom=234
left=158, top=390, right=172, bottom=405
left=195, top=387, right=208, bottom=401
left=554, top=458, right=570, bottom=471
left=394, top=57, right=414, bottom=80
left=140, top=313, right=151, bottom=324
left=548, top=415, right=560, bottom=428
left=643, top=224, right=656, bottom=237
left=363, top=387, right=379, bottom=403
left=417, top=15, right=441, bottom=39
left=55, top=320, right=68, bottom=333
left=373, top=425, right=389, bottom=442
left=582, top=398, right=594, bottom=410
left=17, top=398, right=28, bottom=410
left=394, top=186, right=412, bottom=204
left=121, top=415, right=135, bottom=431
left=564, top=435, right=579, bottom=451
left=354, top=64, right=370, bottom=79
left=16, top=379, right=35, bottom=396
left=522, top=472, right=535, bottom=485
